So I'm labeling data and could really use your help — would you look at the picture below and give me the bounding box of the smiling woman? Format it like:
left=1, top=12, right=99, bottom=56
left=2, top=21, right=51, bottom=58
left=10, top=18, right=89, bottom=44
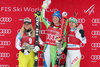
left=15, top=17, right=36, bottom=67
left=15, top=17, right=43, bottom=67
left=66, top=17, right=87, bottom=67
left=41, top=0, right=68, bottom=66
left=20, top=17, right=35, bottom=37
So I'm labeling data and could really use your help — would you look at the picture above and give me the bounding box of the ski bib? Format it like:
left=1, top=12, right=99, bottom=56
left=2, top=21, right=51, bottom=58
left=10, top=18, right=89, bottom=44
left=21, top=32, right=35, bottom=46
left=68, top=31, right=81, bottom=45
left=45, top=27, right=60, bottom=46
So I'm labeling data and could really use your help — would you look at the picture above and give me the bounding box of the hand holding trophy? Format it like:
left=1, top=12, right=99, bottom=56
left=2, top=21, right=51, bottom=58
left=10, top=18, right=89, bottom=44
left=42, top=0, right=51, bottom=9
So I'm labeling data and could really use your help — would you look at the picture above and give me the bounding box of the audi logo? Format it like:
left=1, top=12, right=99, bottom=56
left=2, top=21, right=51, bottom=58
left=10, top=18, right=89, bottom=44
left=0, top=17, right=12, bottom=22
left=77, top=18, right=86, bottom=23
left=91, top=18, right=100, bottom=23
left=91, top=43, right=100, bottom=47
left=91, top=55, right=100, bottom=60
left=0, top=53, right=10, bottom=57
left=16, top=53, right=19, bottom=57
left=17, top=29, right=20, bottom=33
left=0, top=29, right=11, bottom=34
left=91, top=31, right=100, bottom=35
left=0, top=41, right=11, bottom=46
left=0, top=65, right=10, bottom=67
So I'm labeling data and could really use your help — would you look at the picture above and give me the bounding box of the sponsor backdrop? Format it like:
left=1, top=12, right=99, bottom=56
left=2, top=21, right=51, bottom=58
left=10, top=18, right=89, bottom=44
left=0, top=0, right=100, bottom=67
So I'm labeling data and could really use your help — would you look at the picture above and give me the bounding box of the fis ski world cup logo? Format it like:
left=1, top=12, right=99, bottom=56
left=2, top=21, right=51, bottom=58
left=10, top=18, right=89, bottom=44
left=0, top=41, right=11, bottom=48
left=91, top=43, right=100, bottom=50
left=91, top=30, right=100, bottom=38
left=0, top=65, right=10, bottom=67
left=84, top=4, right=95, bottom=15
left=0, top=17, right=12, bottom=24
left=0, top=29, right=11, bottom=36
left=91, top=18, right=100, bottom=26
left=0, top=52, right=10, bottom=61
left=0, top=7, right=58, bottom=13
left=91, top=55, right=100, bottom=62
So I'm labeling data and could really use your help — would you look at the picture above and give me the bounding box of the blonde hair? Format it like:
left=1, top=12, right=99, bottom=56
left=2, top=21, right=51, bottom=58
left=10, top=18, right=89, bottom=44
left=20, top=24, right=35, bottom=37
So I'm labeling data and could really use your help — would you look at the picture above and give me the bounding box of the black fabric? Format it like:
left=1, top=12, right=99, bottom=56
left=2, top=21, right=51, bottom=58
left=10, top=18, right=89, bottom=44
left=63, top=48, right=67, bottom=55
left=21, top=49, right=24, bottom=53
left=79, top=29, right=85, bottom=38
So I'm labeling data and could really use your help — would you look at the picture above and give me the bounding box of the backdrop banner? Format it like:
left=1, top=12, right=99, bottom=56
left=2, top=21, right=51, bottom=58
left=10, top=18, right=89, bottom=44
left=0, top=0, right=100, bottom=67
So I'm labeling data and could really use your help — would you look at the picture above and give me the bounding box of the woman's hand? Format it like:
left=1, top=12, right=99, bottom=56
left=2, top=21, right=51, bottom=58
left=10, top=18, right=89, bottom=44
left=33, top=45, right=41, bottom=53
left=42, top=0, right=51, bottom=9
left=21, top=49, right=30, bottom=55
left=79, top=29, right=85, bottom=38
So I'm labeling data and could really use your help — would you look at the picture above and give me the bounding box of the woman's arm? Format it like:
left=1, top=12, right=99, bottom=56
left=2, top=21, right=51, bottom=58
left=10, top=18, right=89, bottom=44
left=15, top=32, right=22, bottom=50
left=81, top=37, right=87, bottom=44
left=75, top=29, right=87, bottom=44
left=41, top=8, right=50, bottom=28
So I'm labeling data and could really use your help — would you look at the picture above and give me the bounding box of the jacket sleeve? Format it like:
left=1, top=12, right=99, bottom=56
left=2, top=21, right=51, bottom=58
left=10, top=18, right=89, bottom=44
left=15, top=32, right=22, bottom=50
left=41, top=8, right=50, bottom=28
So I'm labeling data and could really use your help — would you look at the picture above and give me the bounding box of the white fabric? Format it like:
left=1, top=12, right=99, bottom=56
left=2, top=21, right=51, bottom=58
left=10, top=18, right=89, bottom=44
left=75, top=29, right=82, bottom=40
left=75, top=29, right=87, bottom=45
left=81, top=37, right=87, bottom=44
left=44, top=45, right=50, bottom=67
left=33, top=46, right=40, bottom=53
left=15, top=37, right=22, bottom=50
left=66, top=50, right=81, bottom=67
left=67, top=44, right=80, bottom=48
left=57, top=48, right=63, bottom=55
left=24, top=50, right=29, bottom=55
left=39, top=37, right=44, bottom=46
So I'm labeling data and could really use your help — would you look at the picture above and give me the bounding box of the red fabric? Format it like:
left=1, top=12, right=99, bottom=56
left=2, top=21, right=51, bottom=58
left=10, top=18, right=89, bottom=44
left=21, top=32, right=35, bottom=46
left=68, top=31, right=81, bottom=45
left=68, top=48, right=80, bottom=50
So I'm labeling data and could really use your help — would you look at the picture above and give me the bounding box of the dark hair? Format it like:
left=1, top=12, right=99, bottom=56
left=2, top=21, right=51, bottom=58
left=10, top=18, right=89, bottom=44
left=49, top=22, right=54, bottom=27
left=50, top=19, right=60, bottom=27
